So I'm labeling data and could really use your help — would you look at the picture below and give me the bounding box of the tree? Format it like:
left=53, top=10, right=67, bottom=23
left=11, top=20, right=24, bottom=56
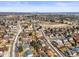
left=30, top=40, right=40, bottom=52
left=29, top=32, right=32, bottom=36
left=7, top=40, right=10, bottom=43
left=19, top=37, right=22, bottom=41
left=18, top=46, right=23, bottom=52
left=50, top=20, right=55, bottom=22
left=24, top=25, right=28, bottom=29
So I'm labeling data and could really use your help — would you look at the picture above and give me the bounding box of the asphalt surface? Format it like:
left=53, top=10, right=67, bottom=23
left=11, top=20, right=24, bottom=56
left=11, top=22, right=22, bottom=57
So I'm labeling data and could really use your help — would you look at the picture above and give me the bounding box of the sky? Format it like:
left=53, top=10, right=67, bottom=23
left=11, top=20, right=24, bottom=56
left=0, top=1, right=79, bottom=12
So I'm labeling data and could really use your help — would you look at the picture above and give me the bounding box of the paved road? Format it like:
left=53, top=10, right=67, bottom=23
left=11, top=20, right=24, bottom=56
left=11, top=22, right=22, bottom=57
left=41, top=28, right=65, bottom=57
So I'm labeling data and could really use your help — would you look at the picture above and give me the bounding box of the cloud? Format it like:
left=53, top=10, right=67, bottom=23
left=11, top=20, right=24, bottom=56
left=0, top=1, right=79, bottom=12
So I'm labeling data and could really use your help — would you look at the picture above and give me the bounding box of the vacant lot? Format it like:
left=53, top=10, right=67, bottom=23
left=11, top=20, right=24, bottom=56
left=39, top=22, right=71, bottom=28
